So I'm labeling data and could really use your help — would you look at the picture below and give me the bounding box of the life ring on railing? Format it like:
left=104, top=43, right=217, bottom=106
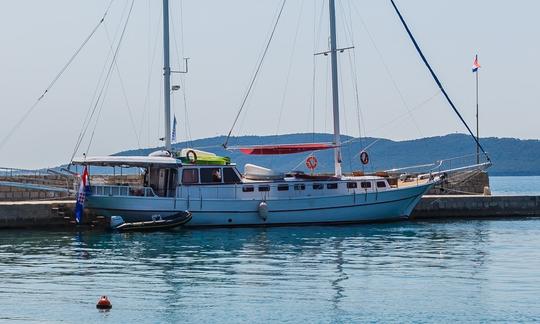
left=360, top=151, right=369, bottom=165
left=186, top=150, right=197, bottom=163
left=306, top=156, right=318, bottom=170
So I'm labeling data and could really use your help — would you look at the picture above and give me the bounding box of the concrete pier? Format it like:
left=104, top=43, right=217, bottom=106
left=0, top=200, right=102, bottom=229
left=412, top=195, right=540, bottom=219
left=0, top=195, right=539, bottom=229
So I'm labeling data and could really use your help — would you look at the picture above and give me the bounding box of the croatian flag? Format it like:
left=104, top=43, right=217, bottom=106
left=472, top=55, right=481, bottom=73
left=171, top=115, right=177, bottom=143
left=75, top=166, right=90, bottom=224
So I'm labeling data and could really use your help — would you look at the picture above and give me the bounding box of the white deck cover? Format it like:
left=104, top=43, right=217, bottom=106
left=244, top=163, right=284, bottom=180
left=72, top=156, right=182, bottom=168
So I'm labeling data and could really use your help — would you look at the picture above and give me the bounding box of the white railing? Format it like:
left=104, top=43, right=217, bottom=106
left=91, top=185, right=157, bottom=197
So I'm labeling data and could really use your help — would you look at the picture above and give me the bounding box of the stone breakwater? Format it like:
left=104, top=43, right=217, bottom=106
left=0, top=200, right=100, bottom=229
left=412, top=195, right=540, bottom=219
left=426, top=171, right=489, bottom=195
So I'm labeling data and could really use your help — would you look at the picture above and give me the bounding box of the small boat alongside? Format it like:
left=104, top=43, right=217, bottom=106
left=110, top=211, right=192, bottom=232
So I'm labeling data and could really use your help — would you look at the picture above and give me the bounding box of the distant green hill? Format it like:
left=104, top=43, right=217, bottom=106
left=114, top=133, right=539, bottom=176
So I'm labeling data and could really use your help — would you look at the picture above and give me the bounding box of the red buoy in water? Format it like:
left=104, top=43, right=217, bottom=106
left=96, top=296, right=112, bottom=309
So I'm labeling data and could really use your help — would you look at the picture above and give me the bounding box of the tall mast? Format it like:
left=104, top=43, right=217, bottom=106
left=475, top=54, right=480, bottom=164
left=163, top=0, right=172, bottom=151
left=328, top=0, right=342, bottom=177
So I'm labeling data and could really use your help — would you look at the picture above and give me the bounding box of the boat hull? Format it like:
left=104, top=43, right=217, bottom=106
left=86, top=182, right=431, bottom=227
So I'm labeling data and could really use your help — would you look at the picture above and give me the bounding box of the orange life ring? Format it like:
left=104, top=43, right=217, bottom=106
left=306, top=156, right=318, bottom=170
left=360, top=151, right=369, bottom=165
left=186, top=150, right=197, bottom=163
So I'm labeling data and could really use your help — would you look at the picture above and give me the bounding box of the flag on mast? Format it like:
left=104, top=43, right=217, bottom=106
left=74, top=166, right=90, bottom=224
left=172, top=115, right=177, bottom=143
left=472, top=55, right=481, bottom=73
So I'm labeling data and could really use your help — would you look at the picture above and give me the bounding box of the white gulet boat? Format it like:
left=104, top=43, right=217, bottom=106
left=73, top=0, right=447, bottom=227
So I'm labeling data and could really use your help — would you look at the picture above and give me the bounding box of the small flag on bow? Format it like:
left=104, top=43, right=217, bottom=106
left=472, top=55, right=481, bottom=73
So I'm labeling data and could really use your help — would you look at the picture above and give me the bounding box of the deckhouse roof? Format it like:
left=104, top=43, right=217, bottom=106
left=72, top=156, right=182, bottom=168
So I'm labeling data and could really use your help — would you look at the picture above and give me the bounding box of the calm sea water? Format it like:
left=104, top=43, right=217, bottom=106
left=1, top=219, right=540, bottom=323
left=490, top=176, right=540, bottom=196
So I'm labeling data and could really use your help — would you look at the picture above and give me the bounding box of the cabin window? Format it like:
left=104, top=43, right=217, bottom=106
left=294, top=184, right=305, bottom=190
left=223, top=167, right=241, bottom=184
left=182, top=169, right=199, bottom=184
left=327, top=183, right=338, bottom=189
left=361, top=181, right=371, bottom=189
left=313, top=183, right=324, bottom=190
left=242, top=186, right=254, bottom=192
left=200, top=168, right=222, bottom=183
left=347, top=182, right=357, bottom=189
left=258, top=185, right=270, bottom=192
left=377, top=181, right=387, bottom=188
left=277, top=184, right=289, bottom=191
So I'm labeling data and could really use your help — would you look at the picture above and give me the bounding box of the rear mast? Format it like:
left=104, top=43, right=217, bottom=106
left=328, top=0, right=342, bottom=177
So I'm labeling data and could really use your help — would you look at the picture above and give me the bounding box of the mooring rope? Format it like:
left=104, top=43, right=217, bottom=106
left=223, top=0, right=288, bottom=149
left=0, top=0, right=114, bottom=152
left=390, top=0, right=490, bottom=162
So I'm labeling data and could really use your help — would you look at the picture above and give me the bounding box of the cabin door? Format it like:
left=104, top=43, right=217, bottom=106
left=150, top=168, right=178, bottom=197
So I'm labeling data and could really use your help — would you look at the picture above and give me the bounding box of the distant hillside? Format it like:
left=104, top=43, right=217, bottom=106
left=114, top=133, right=540, bottom=176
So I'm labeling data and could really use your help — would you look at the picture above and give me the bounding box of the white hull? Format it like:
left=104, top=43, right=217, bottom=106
left=86, top=181, right=432, bottom=227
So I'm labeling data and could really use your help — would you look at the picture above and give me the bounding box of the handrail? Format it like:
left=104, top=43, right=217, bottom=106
left=418, top=161, right=491, bottom=179
left=90, top=185, right=157, bottom=198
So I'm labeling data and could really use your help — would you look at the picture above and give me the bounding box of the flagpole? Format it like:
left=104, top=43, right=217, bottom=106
left=475, top=54, right=479, bottom=164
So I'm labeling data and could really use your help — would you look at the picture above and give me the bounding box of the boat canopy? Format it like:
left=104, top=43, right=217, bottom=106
left=71, top=156, right=182, bottom=168
left=235, top=143, right=335, bottom=155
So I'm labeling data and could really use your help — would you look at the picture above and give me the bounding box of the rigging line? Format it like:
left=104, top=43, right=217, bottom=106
left=0, top=0, right=114, bottom=152
left=341, top=90, right=440, bottom=146
left=69, top=6, right=123, bottom=165
left=324, top=51, right=330, bottom=134
left=344, top=0, right=366, bottom=143
left=310, top=0, right=326, bottom=143
left=104, top=24, right=141, bottom=149
left=140, top=3, right=163, bottom=147
left=347, top=49, right=366, bottom=141
left=349, top=1, right=423, bottom=139
left=352, top=138, right=381, bottom=160
left=71, top=0, right=130, bottom=163
left=85, top=62, right=116, bottom=155
left=71, top=0, right=130, bottom=159
left=180, top=77, right=192, bottom=147
left=333, top=30, right=353, bottom=171
left=291, top=153, right=314, bottom=171
left=179, top=1, right=193, bottom=147
left=71, top=0, right=135, bottom=161
left=157, top=65, right=164, bottom=147
left=171, top=1, right=193, bottom=147
left=275, top=0, right=305, bottom=138
left=390, top=0, right=490, bottom=161
left=178, top=0, right=193, bottom=146
left=146, top=0, right=152, bottom=146
left=170, top=4, right=181, bottom=145
left=223, top=0, right=288, bottom=149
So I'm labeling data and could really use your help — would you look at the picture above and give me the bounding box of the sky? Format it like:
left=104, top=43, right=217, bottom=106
left=0, top=0, right=538, bottom=169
